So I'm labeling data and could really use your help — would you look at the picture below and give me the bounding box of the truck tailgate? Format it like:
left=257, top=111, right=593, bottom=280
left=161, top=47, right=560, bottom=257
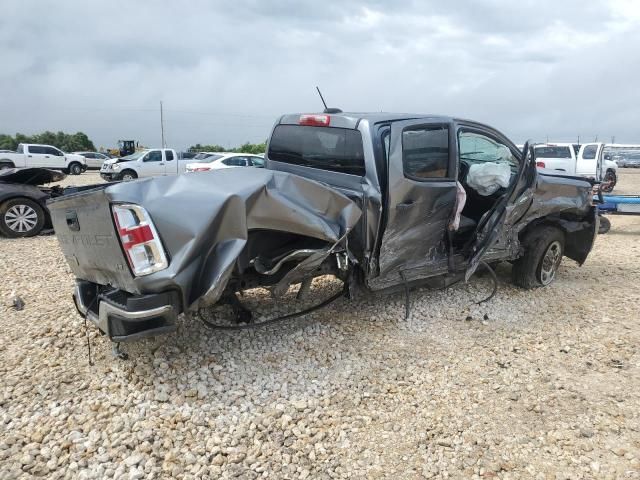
left=48, top=187, right=139, bottom=293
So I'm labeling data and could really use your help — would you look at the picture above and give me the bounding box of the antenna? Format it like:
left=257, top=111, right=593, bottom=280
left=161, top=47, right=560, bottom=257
left=316, top=86, right=328, bottom=111
left=160, top=101, right=166, bottom=148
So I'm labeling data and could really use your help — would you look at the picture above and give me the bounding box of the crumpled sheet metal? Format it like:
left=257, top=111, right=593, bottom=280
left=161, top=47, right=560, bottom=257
left=106, top=168, right=362, bottom=309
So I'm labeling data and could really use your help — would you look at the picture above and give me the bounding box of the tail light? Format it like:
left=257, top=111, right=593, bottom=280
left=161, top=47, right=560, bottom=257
left=299, top=114, right=330, bottom=126
left=536, top=161, right=546, bottom=168
left=112, top=204, right=168, bottom=276
left=191, top=167, right=211, bottom=172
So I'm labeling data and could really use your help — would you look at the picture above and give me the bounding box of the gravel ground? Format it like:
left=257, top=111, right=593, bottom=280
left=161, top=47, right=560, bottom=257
left=1, top=170, right=639, bottom=479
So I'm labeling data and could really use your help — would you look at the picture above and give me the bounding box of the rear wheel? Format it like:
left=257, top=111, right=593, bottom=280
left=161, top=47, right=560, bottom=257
left=0, top=162, right=14, bottom=170
left=120, top=170, right=137, bottom=181
left=69, top=162, right=83, bottom=175
left=0, top=198, right=46, bottom=238
left=512, top=226, right=565, bottom=289
left=601, top=170, right=617, bottom=193
left=598, top=216, right=611, bottom=234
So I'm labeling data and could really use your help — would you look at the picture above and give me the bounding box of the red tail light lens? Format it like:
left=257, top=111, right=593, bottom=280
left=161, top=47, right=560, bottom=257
left=112, top=204, right=168, bottom=276
left=299, top=114, right=330, bottom=126
left=536, top=161, right=546, bottom=168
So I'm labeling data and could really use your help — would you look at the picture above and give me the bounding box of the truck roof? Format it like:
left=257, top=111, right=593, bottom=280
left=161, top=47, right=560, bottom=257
left=279, top=112, right=452, bottom=128
left=277, top=112, right=507, bottom=133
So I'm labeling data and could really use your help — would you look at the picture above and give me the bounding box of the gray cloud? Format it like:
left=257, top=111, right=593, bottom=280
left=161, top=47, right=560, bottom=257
left=0, top=0, right=638, bottom=149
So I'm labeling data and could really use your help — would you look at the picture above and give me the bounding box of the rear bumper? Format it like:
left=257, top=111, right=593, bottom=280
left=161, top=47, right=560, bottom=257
left=73, top=280, right=180, bottom=342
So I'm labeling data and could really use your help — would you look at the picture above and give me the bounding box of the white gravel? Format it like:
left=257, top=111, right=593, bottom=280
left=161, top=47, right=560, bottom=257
left=1, top=170, right=640, bottom=479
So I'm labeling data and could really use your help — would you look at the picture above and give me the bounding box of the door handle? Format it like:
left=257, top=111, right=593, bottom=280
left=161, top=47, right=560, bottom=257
left=159, top=162, right=165, bottom=165
left=44, top=155, right=50, bottom=158
left=28, top=155, right=32, bottom=157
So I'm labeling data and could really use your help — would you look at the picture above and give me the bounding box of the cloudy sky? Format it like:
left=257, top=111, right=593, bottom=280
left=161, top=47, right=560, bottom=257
left=1, top=0, right=640, bottom=149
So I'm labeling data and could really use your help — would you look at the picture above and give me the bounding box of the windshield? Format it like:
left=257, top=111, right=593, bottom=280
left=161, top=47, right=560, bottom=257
left=268, top=125, right=365, bottom=176
left=120, top=151, right=146, bottom=161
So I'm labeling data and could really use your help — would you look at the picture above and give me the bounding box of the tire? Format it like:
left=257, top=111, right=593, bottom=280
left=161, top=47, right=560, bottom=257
left=598, top=216, right=611, bottom=235
left=512, top=225, right=565, bottom=289
left=0, top=162, right=14, bottom=171
left=120, top=170, right=137, bottom=181
left=601, top=170, right=617, bottom=193
left=69, top=162, right=83, bottom=175
left=0, top=198, right=46, bottom=238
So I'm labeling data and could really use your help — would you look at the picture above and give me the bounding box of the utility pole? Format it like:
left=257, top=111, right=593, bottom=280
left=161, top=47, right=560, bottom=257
left=611, top=136, right=616, bottom=144
left=160, top=101, right=166, bottom=148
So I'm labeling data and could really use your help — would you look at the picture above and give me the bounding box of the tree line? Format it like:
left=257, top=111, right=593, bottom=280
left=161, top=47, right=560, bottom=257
left=188, top=141, right=267, bottom=155
left=0, top=131, right=267, bottom=155
left=0, top=132, right=95, bottom=152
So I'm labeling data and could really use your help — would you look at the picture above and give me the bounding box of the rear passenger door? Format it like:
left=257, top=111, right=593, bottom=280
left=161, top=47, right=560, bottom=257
left=576, top=143, right=602, bottom=179
left=375, top=119, right=457, bottom=285
left=26, top=145, right=48, bottom=167
left=163, top=149, right=177, bottom=175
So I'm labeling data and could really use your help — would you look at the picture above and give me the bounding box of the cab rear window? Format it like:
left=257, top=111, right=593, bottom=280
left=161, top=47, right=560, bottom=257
left=268, top=125, right=365, bottom=176
left=534, top=146, right=572, bottom=158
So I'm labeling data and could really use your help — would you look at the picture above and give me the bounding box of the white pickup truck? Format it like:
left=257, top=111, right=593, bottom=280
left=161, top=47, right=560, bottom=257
left=0, top=144, right=88, bottom=175
left=533, top=142, right=618, bottom=191
left=100, top=148, right=191, bottom=181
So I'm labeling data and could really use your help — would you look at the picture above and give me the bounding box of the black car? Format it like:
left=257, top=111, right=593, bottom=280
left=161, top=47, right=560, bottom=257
left=0, top=168, right=67, bottom=238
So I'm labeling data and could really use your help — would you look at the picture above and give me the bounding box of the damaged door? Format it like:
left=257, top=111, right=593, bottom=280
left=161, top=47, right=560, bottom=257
left=372, top=119, right=457, bottom=288
left=464, top=139, right=532, bottom=281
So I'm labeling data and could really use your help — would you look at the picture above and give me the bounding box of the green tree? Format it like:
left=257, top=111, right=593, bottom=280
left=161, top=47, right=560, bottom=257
left=188, top=141, right=267, bottom=154
left=0, top=131, right=95, bottom=152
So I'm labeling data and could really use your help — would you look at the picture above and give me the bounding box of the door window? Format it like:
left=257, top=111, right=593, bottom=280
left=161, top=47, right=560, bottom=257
left=165, top=150, right=174, bottom=161
left=582, top=145, right=598, bottom=159
left=44, top=147, right=63, bottom=156
left=223, top=156, right=248, bottom=167
left=144, top=151, right=162, bottom=162
left=458, top=131, right=518, bottom=168
left=250, top=156, right=264, bottom=167
left=28, top=146, right=46, bottom=154
left=402, top=125, right=449, bottom=179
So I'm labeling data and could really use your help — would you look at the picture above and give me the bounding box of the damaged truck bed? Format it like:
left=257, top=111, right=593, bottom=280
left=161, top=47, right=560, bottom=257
left=48, top=112, right=599, bottom=343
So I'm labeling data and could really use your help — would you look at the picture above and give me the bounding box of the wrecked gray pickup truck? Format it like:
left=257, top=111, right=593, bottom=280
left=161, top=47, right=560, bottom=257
left=48, top=112, right=598, bottom=342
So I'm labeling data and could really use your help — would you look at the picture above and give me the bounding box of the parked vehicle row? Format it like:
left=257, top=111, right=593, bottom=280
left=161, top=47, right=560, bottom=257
left=48, top=111, right=599, bottom=344
left=99, top=149, right=265, bottom=180
left=185, top=153, right=264, bottom=172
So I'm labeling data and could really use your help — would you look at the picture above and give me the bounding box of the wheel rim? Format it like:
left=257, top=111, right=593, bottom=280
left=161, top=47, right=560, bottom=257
left=5, top=204, right=38, bottom=233
left=540, top=240, right=562, bottom=285
left=122, top=174, right=134, bottom=181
